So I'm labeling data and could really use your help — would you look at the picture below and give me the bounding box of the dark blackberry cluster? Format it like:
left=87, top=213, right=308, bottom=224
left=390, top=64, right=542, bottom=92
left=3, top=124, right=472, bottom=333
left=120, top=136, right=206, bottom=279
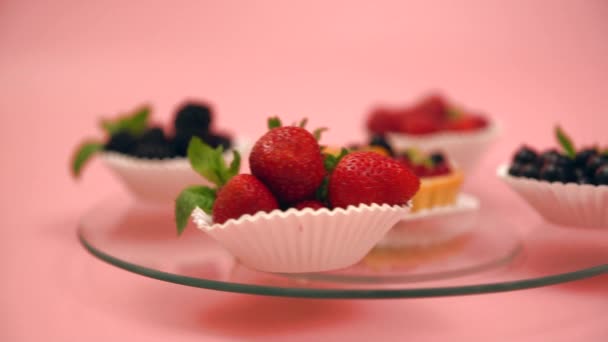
left=509, top=146, right=608, bottom=186
left=104, top=102, right=233, bottom=159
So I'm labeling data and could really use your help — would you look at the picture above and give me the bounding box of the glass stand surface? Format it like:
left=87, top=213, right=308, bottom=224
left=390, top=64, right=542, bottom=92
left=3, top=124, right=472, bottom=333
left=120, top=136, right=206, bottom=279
left=78, top=194, right=608, bottom=299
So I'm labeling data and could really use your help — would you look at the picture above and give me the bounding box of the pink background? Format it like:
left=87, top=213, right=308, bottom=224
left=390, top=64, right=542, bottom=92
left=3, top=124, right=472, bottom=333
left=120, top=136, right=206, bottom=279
left=1, top=0, right=608, bottom=341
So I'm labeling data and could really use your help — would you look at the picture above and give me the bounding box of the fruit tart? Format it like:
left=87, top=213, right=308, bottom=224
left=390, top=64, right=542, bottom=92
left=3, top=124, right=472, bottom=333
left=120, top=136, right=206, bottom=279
left=498, top=126, right=608, bottom=228
left=366, top=93, right=498, bottom=172
left=71, top=102, right=246, bottom=203
left=175, top=117, right=420, bottom=273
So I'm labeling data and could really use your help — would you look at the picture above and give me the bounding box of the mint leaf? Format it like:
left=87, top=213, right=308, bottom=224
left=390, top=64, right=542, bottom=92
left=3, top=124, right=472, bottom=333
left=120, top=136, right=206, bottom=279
left=268, top=117, right=282, bottom=130
left=556, top=126, right=576, bottom=159
left=187, top=137, right=237, bottom=187
left=71, top=141, right=103, bottom=178
left=228, top=150, right=241, bottom=178
left=100, top=105, right=150, bottom=136
left=313, top=127, right=328, bottom=141
left=127, top=106, right=150, bottom=135
left=187, top=137, right=223, bottom=186
left=175, top=186, right=216, bottom=235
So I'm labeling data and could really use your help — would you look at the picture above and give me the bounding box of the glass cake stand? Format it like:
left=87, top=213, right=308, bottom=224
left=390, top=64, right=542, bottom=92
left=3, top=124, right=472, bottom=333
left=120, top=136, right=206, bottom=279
left=78, top=194, right=608, bottom=299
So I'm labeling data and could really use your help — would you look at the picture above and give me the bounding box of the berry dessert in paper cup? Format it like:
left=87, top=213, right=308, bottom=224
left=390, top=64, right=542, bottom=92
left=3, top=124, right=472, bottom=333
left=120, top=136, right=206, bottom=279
left=366, top=93, right=499, bottom=172
left=339, top=139, right=480, bottom=247
left=71, top=102, right=247, bottom=204
left=498, top=126, right=608, bottom=229
left=175, top=118, right=419, bottom=273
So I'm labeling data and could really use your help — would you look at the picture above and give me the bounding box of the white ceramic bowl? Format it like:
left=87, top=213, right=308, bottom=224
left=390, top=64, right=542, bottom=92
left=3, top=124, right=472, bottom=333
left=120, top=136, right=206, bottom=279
left=497, top=164, right=608, bottom=229
left=377, top=193, right=480, bottom=248
left=191, top=204, right=410, bottom=273
left=102, top=140, right=250, bottom=204
left=386, top=122, right=500, bottom=172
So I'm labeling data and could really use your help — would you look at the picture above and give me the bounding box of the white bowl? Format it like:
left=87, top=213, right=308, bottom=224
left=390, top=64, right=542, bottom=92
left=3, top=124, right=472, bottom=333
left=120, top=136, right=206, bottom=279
left=102, top=140, right=250, bottom=204
left=497, top=164, right=608, bottom=229
left=377, top=193, right=480, bottom=248
left=191, top=204, right=410, bottom=273
left=386, top=122, right=500, bottom=172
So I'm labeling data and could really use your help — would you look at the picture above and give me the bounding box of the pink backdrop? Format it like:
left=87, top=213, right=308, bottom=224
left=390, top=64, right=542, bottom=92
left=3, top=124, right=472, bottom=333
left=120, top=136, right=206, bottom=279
left=1, top=1, right=608, bottom=341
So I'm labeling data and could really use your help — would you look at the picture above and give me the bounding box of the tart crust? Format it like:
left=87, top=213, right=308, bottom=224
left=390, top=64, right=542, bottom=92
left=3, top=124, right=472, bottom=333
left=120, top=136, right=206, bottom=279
left=411, top=169, right=464, bottom=212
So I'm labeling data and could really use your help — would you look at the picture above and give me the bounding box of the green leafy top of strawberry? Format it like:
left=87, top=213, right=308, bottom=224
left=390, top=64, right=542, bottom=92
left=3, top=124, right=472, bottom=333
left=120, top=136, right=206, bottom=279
left=267, top=116, right=327, bottom=141
left=315, top=148, right=350, bottom=205
left=174, top=137, right=241, bottom=234
left=71, top=105, right=151, bottom=178
left=555, top=125, right=576, bottom=159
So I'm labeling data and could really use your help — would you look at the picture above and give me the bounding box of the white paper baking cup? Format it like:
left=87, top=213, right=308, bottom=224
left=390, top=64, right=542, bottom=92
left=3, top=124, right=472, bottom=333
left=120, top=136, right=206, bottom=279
left=191, top=204, right=410, bottom=273
left=497, top=164, right=608, bottom=229
left=377, top=193, right=480, bottom=248
left=101, top=140, right=250, bottom=204
left=386, top=122, right=500, bottom=172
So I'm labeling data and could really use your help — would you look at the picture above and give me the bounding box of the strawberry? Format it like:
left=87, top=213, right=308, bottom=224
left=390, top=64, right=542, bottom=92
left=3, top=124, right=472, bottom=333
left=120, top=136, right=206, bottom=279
left=366, top=108, right=400, bottom=134
left=398, top=112, right=441, bottom=135
left=410, top=94, right=448, bottom=121
left=213, top=174, right=279, bottom=224
left=328, top=151, right=420, bottom=208
left=444, top=113, right=488, bottom=131
left=294, top=200, right=325, bottom=210
left=249, top=121, right=326, bottom=204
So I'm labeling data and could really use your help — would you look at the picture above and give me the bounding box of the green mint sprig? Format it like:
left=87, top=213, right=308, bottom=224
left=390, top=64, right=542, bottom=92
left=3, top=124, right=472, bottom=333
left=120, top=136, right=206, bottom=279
left=70, top=105, right=151, bottom=179
left=555, top=125, right=576, bottom=159
left=100, top=106, right=150, bottom=136
left=175, top=186, right=217, bottom=235
left=71, top=141, right=104, bottom=177
left=174, top=137, right=241, bottom=234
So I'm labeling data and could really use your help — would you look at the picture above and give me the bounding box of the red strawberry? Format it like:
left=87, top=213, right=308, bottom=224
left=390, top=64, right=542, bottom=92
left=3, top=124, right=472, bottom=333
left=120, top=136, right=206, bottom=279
left=366, top=108, right=400, bottom=134
left=249, top=126, right=326, bottom=204
left=444, top=114, right=488, bottom=131
left=212, top=174, right=279, bottom=224
left=411, top=94, right=448, bottom=121
left=294, top=200, right=325, bottom=210
left=399, top=112, right=441, bottom=135
left=328, top=152, right=420, bottom=208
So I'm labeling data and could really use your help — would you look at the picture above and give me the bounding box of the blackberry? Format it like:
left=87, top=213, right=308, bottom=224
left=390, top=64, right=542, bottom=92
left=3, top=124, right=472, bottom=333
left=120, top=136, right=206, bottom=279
left=540, top=164, right=573, bottom=183
left=521, top=163, right=540, bottom=179
left=206, top=134, right=233, bottom=150
left=508, top=162, right=524, bottom=177
left=574, top=168, right=595, bottom=185
left=586, top=155, right=607, bottom=176
left=105, top=131, right=137, bottom=154
left=140, top=127, right=166, bottom=144
left=553, top=154, right=574, bottom=169
left=513, top=146, right=538, bottom=164
left=596, top=165, right=608, bottom=185
left=539, top=149, right=561, bottom=165
left=132, top=142, right=174, bottom=159
left=171, top=128, right=209, bottom=156
left=174, top=103, right=212, bottom=132
left=575, top=148, right=598, bottom=167
left=368, top=135, right=394, bottom=156
left=430, top=152, right=445, bottom=165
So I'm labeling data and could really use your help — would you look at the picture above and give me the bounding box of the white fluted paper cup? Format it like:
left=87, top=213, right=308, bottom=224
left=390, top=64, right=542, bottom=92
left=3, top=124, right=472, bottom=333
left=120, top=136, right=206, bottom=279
left=378, top=194, right=480, bottom=248
left=191, top=204, right=410, bottom=273
left=386, top=122, right=500, bottom=172
left=497, top=164, right=608, bottom=229
left=101, top=140, right=250, bottom=204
